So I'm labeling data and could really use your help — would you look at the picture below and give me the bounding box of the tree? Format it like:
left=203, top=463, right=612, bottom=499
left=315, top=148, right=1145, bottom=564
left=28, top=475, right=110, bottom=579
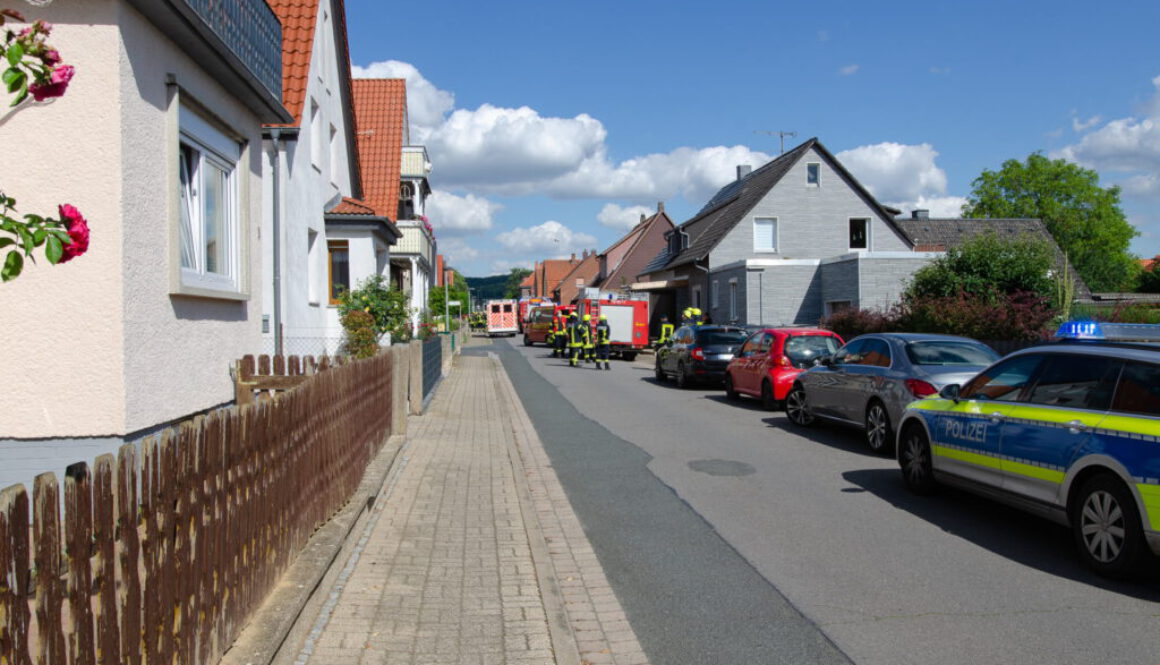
left=428, top=270, right=470, bottom=321
left=1139, top=257, right=1160, bottom=294
left=503, top=267, right=532, bottom=298
left=906, top=231, right=1057, bottom=302
left=962, top=153, right=1137, bottom=292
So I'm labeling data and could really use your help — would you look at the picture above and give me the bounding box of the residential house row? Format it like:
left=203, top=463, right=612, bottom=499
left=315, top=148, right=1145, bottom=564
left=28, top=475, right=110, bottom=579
left=0, top=0, right=439, bottom=491
left=520, top=138, right=1077, bottom=338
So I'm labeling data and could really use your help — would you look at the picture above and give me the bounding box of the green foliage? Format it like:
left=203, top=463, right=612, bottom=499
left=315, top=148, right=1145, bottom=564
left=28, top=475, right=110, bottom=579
left=465, top=274, right=508, bottom=301
left=963, top=153, right=1138, bottom=292
left=503, top=267, right=532, bottom=298
left=1, top=195, right=75, bottom=281
left=822, top=291, right=1056, bottom=343
left=337, top=274, right=411, bottom=343
left=340, top=310, right=378, bottom=358
left=428, top=271, right=470, bottom=320
left=1069, top=302, right=1160, bottom=324
left=906, top=231, right=1056, bottom=303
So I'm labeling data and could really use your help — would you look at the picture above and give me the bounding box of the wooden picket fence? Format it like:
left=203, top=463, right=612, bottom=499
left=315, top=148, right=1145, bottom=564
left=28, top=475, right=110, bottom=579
left=0, top=351, right=394, bottom=665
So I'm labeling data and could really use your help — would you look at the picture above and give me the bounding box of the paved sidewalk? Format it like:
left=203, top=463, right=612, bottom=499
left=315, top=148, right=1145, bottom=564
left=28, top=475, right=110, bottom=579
left=286, top=354, right=648, bottom=665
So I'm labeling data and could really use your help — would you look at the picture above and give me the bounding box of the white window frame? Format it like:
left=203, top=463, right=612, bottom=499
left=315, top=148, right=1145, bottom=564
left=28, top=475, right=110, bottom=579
left=307, top=229, right=320, bottom=305
left=178, top=106, right=241, bottom=295
left=806, top=162, right=820, bottom=187
left=692, top=286, right=701, bottom=309
left=711, top=280, right=719, bottom=308
left=729, top=278, right=738, bottom=322
left=753, top=217, right=778, bottom=253
left=328, top=123, right=339, bottom=187
left=849, top=217, right=870, bottom=251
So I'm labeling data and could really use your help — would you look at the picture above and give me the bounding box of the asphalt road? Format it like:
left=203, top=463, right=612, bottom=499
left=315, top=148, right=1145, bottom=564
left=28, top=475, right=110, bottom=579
left=476, top=336, right=1160, bottom=665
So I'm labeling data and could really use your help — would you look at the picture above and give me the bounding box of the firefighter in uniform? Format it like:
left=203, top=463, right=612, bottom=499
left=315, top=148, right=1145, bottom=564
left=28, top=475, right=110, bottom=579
left=681, top=307, right=692, bottom=326
left=594, top=314, right=612, bottom=370
left=554, top=313, right=568, bottom=359
left=582, top=313, right=596, bottom=363
left=656, top=315, right=674, bottom=348
left=692, top=307, right=704, bottom=326
left=547, top=314, right=559, bottom=357
left=568, top=312, right=586, bottom=367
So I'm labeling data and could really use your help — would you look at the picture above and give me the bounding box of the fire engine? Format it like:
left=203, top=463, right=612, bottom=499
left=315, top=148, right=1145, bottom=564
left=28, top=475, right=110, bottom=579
left=575, top=298, right=649, bottom=361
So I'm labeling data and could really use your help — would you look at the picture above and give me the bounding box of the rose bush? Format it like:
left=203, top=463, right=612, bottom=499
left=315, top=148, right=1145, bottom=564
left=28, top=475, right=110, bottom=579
left=1, top=8, right=89, bottom=282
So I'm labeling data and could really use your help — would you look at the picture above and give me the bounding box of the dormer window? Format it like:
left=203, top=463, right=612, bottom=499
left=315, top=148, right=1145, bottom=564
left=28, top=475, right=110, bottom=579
left=849, top=218, right=868, bottom=249
left=806, top=163, right=820, bottom=186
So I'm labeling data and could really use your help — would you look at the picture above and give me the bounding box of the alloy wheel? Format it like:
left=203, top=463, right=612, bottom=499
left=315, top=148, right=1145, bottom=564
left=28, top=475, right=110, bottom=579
left=785, top=387, right=813, bottom=426
left=1079, top=490, right=1126, bottom=564
left=865, top=402, right=891, bottom=453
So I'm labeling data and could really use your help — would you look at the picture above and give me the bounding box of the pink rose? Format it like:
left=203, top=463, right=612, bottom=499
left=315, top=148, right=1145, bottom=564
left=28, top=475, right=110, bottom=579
left=41, top=49, right=61, bottom=66
left=57, top=203, right=89, bottom=263
left=30, top=64, right=73, bottom=101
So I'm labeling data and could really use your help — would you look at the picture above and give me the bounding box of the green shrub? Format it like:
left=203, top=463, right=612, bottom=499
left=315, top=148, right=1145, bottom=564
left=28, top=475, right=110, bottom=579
left=337, top=274, right=411, bottom=342
left=340, top=310, right=378, bottom=358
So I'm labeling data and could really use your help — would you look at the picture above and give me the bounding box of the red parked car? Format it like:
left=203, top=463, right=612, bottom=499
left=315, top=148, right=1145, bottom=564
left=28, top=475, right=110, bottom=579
left=724, top=328, right=844, bottom=410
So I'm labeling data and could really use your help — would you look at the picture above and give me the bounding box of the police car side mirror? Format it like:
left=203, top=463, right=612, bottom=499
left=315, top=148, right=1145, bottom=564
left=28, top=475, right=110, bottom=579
left=939, top=383, right=961, bottom=403
left=819, top=356, right=834, bottom=367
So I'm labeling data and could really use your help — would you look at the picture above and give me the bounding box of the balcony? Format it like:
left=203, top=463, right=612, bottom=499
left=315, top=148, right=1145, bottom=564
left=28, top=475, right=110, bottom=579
left=126, top=0, right=291, bottom=123
left=401, top=146, right=431, bottom=179
left=394, top=222, right=434, bottom=265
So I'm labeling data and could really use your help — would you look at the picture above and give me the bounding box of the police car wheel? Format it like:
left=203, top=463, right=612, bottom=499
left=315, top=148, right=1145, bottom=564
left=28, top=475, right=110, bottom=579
left=524, top=335, right=532, bottom=346
left=865, top=401, right=893, bottom=455
left=785, top=386, right=813, bottom=426
left=899, top=424, right=935, bottom=495
left=724, top=374, right=740, bottom=401
left=655, top=360, right=667, bottom=382
left=1071, top=474, right=1147, bottom=578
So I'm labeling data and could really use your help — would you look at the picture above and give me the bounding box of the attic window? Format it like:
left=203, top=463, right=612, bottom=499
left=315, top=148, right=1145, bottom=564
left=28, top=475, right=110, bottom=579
left=807, top=163, right=820, bottom=187
left=849, top=219, right=868, bottom=250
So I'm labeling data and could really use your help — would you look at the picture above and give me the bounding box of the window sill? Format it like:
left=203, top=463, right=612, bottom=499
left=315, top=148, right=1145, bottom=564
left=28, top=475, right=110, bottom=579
left=171, top=282, right=249, bottom=302
left=753, top=249, right=781, bottom=254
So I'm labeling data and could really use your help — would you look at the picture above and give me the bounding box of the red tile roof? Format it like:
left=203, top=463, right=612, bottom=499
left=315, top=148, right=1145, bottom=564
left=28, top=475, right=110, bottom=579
left=265, top=0, right=318, bottom=126
left=352, top=79, right=407, bottom=218
left=328, top=197, right=377, bottom=215
left=1141, top=257, right=1159, bottom=272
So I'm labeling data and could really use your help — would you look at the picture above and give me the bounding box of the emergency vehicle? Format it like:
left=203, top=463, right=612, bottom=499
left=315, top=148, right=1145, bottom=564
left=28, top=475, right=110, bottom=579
left=518, top=297, right=553, bottom=332
left=576, top=298, right=649, bottom=361
left=896, top=321, right=1160, bottom=578
left=523, top=305, right=575, bottom=346
left=485, top=299, right=519, bottom=336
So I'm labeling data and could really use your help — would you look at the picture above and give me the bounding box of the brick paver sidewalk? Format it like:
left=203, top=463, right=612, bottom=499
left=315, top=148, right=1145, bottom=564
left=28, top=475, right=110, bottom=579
left=289, top=354, right=648, bottom=665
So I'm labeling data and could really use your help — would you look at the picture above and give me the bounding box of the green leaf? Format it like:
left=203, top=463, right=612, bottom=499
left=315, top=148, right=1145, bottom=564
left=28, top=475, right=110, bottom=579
left=2, top=67, right=18, bottom=86
left=11, top=83, right=27, bottom=107
left=0, top=237, right=13, bottom=248
left=6, top=42, right=23, bottom=67
left=1, top=250, right=22, bottom=281
left=32, top=228, right=45, bottom=245
left=4, top=68, right=23, bottom=94
left=44, top=235, right=62, bottom=264
left=16, top=225, right=32, bottom=252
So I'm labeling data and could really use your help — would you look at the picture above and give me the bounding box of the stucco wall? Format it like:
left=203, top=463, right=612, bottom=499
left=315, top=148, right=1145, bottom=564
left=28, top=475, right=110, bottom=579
left=119, top=5, right=265, bottom=434
left=263, top=0, right=356, bottom=357
left=707, top=266, right=748, bottom=325
left=710, top=146, right=910, bottom=268
left=0, top=3, right=125, bottom=438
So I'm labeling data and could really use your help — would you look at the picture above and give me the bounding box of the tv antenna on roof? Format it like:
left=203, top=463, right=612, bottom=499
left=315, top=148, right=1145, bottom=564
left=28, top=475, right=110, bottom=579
left=755, top=130, right=797, bottom=154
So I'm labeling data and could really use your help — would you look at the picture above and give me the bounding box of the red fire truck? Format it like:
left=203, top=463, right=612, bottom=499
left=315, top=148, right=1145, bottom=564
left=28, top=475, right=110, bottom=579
left=575, top=298, right=649, bottom=360
left=523, top=304, right=575, bottom=346
left=517, top=297, right=553, bottom=332
left=485, top=299, right=519, bottom=336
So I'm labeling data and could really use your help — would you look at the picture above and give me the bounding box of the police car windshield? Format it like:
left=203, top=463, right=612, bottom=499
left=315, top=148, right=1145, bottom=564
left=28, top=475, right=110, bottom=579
left=905, top=341, right=998, bottom=366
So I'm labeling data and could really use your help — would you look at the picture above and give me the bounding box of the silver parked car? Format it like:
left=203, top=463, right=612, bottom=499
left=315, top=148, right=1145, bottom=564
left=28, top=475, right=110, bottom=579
left=785, top=333, right=1000, bottom=453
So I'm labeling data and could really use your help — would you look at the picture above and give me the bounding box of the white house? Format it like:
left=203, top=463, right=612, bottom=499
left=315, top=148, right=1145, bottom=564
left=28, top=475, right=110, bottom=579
left=0, top=0, right=290, bottom=490
left=261, top=0, right=396, bottom=356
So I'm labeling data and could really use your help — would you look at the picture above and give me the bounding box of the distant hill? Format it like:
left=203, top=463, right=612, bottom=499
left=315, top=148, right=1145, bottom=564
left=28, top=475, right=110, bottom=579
left=465, top=275, right=508, bottom=301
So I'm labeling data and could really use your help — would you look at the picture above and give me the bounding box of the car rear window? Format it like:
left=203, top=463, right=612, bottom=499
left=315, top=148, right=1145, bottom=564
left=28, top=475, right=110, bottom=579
left=698, top=330, right=748, bottom=345
left=784, top=335, right=840, bottom=369
left=905, top=341, right=999, bottom=366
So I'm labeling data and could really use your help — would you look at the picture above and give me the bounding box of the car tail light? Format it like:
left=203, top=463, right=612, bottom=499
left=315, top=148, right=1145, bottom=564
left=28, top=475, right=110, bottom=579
left=691, top=347, right=705, bottom=361
left=906, top=379, right=938, bottom=398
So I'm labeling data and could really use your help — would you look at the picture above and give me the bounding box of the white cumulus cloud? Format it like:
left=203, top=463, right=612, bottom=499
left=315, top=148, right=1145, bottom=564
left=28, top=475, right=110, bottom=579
left=837, top=142, right=950, bottom=203
left=427, top=105, right=606, bottom=187
left=597, top=203, right=655, bottom=231
left=426, top=191, right=500, bottom=236
left=1072, top=114, right=1103, bottom=132
left=839, top=64, right=860, bottom=76
left=495, top=220, right=597, bottom=255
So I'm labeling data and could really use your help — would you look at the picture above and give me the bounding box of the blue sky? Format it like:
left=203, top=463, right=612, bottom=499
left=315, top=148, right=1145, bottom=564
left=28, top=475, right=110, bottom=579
left=346, top=0, right=1160, bottom=277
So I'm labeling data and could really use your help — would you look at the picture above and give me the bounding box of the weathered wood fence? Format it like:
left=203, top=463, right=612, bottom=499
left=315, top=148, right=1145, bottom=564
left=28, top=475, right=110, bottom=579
left=0, top=351, right=394, bottom=665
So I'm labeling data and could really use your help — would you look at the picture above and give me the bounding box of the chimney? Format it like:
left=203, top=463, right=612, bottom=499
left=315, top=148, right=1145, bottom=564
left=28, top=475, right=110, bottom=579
left=737, top=165, right=752, bottom=180
left=912, top=209, right=929, bottom=220
left=571, top=253, right=576, bottom=261
left=657, top=201, right=665, bottom=212
left=639, top=214, right=646, bottom=224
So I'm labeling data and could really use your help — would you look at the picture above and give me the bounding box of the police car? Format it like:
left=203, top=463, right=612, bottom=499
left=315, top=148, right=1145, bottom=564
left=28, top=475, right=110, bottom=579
left=895, top=322, right=1160, bottom=578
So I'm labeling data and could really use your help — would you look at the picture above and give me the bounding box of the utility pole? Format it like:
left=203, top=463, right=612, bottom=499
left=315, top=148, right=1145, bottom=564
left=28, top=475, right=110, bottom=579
left=754, top=130, right=797, bottom=154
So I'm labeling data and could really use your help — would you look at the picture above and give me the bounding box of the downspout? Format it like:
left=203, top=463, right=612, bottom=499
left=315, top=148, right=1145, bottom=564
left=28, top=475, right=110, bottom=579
left=267, top=129, right=283, bottom=356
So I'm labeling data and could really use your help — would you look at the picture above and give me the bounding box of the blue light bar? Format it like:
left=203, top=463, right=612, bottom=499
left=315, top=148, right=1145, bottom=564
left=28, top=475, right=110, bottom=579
left=1055, top=321, right=1160, bottom=342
